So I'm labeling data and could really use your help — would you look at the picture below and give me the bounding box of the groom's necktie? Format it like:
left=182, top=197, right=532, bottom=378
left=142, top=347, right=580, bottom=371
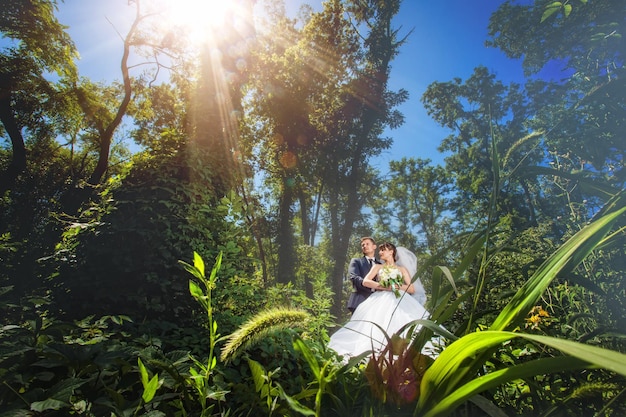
left=368, top=258, right=373, bottom=266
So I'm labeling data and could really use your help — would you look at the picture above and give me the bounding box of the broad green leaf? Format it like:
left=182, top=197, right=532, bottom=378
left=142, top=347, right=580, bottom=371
left=275, top=382, right=316, bottom=416
left=189, top=280, right=203, bottom=301
left=422, top=356, right=590, bottom=417
left=418, top=330, right=626, bottom=415
left=30, top=398, right=68, bottom=412
left=419, top=331, right=513, bottom=406
left=29, top=377, right=86, bottom=411
left=524, top=333, right=626, bottom=376
left=208, top=252, right=223, bottom=283
left=178, top=260, right=204, bottom=280
left=138, top=357, right=160, bottom=403
left=248, top=359, right=266, bottom=393
left=430, top=265, right=456, bottom=297
left=590, top=188, right=626, bottom=219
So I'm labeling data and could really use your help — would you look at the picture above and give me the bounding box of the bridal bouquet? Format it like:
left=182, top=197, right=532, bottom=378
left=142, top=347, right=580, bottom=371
left=378, top=265, right=404, bottom=298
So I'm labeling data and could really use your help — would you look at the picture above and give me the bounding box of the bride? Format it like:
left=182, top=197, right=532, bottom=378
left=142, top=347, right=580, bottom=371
left=328, top=242, right=432, bottom=357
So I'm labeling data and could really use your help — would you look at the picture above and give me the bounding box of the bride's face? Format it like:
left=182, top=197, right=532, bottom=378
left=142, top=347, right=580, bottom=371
left=379, top=247, right=393, bottom=262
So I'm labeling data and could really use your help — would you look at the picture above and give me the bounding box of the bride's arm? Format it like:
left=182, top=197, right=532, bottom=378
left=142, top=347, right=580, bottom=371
left=363, top=265, right=384, bottom=290
left=399, top=266, right=415, bottom=294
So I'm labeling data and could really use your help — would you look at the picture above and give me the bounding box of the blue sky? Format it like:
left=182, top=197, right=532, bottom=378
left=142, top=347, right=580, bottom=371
left=55, top=0, right=530, bottom=170
left=376, top=1, right=528, bottom=171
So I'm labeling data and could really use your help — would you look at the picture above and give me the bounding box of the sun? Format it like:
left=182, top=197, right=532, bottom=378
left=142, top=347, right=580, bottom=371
left=156, top=0, right=244, bottom=46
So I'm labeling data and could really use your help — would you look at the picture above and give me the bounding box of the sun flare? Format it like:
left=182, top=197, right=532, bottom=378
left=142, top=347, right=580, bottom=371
left=157, top=0, right=243, bottom=45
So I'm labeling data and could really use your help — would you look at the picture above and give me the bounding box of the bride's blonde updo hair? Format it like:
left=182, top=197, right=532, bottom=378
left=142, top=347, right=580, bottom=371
left=378, top=242, right=397, bottom=261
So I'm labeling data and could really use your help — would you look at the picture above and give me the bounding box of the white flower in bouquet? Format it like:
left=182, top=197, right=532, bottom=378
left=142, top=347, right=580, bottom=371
left=378, top=265, right=404, bottom=297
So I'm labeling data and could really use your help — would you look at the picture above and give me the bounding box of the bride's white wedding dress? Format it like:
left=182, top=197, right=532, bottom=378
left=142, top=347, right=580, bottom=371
left=328, top=283, right=430, bottom=357
left=329, top=247, right=438, bottom=358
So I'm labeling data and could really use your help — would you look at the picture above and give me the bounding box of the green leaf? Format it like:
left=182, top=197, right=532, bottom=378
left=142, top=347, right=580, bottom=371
left=563, top=3, right=572, bottom=17
left=541, top=2, right=563, bottom=23
left=189, top=280, right=204, bottom=301
left=178, top=260, right=204, bottom=280
left=422, top=356, right=590, bottom=417
left=248, top=359, right=267, bottom=393
left=418, top=330, right=626, bottom=416
left=30, top=398, right=68, bottom=412
left=419, top=331, right=514, bottom=407
left=193, top=251, right=205, bottom=278
left=142, top=374, right=160, bottom=403
left=293, top=337, right=320, bottom=378
left=453, top=233, right=487, bottom=281
left=275, top=382, right=317, bottom=416
left=30, top=377, right=87, bottom=411
left=523, top=333, right=626, bottom=376
left=208, top=252, right=223, bottom=283
left=138, top=357, right=149, bottom=387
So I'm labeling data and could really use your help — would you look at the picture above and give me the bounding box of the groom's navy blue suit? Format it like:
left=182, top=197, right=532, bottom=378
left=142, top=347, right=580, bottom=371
left=346, top=256, right=380, bottom=313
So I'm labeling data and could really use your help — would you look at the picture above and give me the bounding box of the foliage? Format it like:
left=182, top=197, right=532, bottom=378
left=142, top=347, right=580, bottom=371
left=3, top=196, right=626, bottom=416
left=410, top=180, right=626, bottom=417
left=178, top=251, right=230, bottom=416
left=0, top=0, right=78, bottom=189
left=49, top=148, right=249, bottom=327
left=372, top=157, right=455, bottom=259
left=0, top=301, right=164, bottom=416
left=487, top=0, right=625, bottom=182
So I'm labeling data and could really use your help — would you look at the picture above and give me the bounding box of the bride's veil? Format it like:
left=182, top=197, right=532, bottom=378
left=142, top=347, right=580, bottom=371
left=396, top=246, right=427, bottom=306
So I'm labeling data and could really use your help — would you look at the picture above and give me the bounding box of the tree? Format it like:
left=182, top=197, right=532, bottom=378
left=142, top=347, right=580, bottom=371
left=0, top=0, right=77, bottom=192
left=487, top=0, right=625, bottom=183
left=372, top=158, right=454, bottom=259
left=245, top=0, right=362, bottom=285
left=186, top=0, right=256, bottom=195
left=241, top=0, right=407, bottom=316
left=324, top=0, right=408, bottom=316
left=422, top=66, right=541, bottom=231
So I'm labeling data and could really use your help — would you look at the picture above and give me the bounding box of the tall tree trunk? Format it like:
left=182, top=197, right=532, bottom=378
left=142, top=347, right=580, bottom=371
left=298, top=187, right=311, bottom=245
left=87, top=3, right=136, bottom=186
left=327, top=0, right=400, bottom=316
left=276, top=175, right=296, bottom=284
left=0, top=95, right=26, bottom=193
left=329, top=137, right=368, bottom=318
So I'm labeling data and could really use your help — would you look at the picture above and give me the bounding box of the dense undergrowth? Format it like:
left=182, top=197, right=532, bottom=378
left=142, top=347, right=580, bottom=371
left=1, top=191, right=625, bottom=416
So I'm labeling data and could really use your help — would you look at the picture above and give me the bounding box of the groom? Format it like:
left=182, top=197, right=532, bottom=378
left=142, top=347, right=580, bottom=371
left=346, top=236, right=380, bottom=314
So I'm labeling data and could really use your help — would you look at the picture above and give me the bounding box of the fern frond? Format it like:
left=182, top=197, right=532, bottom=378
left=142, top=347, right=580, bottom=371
left=220, top=307, right=310, bottom=363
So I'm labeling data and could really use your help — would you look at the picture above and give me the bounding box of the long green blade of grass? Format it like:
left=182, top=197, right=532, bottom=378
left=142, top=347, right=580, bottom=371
left=418, top=330, right=514, bottom=407
left=422, top=356, right=591, bottom=417
left=418, top=330, right=626, bottom=416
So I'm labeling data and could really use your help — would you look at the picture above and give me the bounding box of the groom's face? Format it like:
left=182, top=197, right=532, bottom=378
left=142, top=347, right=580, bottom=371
left=361, top=239, right=376, bottom=257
